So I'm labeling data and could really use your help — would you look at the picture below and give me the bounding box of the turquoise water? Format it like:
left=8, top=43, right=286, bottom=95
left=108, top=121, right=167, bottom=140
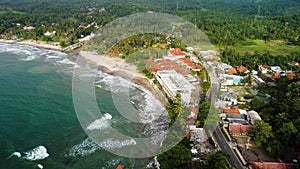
left=0, top=44, right=168, bottom=169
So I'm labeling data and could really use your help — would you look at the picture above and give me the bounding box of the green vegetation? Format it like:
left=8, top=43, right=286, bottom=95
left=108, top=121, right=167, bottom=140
left=195, top=101, right=211, bottom=127
left=249, top=120, right=273, bottom=146
left=0, top=0, right=299, bottom=57
left=228, top=40, right=300, bottom=55
left=250, top=79, right=300, bottom=159
left=157, top=138, right=195, bottom=169
left=201, top=151, right=231, bottom=169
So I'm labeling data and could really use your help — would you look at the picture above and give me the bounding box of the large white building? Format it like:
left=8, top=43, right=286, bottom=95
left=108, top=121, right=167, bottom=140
left=156, top=70, right=195, bottom=105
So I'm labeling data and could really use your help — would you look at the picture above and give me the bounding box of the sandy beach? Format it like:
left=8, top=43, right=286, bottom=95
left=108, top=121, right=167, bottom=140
left=0, top=39, right=62, bottom=51
left=79, top=51, right=167, bottom=105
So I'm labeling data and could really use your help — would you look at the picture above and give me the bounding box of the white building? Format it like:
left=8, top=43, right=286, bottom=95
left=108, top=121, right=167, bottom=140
left=156, top=70, right=195, bottom=105
left=219, top=74, right=244, bottom=86
left=44, top=31, right=56, bottom=36
left=23, top=25, right=35, bottom=30
left=270, top=66, right=282, bottom=73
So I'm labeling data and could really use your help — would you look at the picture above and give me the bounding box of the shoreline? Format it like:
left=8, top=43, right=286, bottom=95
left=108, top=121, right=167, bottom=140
left=0, top=41, right=168, bottom=105
left=79, top=51, right=168, bottom=105
left=0, top=39, right=63, bottom=51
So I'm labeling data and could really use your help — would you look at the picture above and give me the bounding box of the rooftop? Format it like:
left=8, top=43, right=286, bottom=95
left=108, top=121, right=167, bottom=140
left=229, top=124, right=253, bottom=136
left=249, top=161, right=297, bottom=169
left=223, top=106, right=240, bottom=114
left=169, top=48, right=185, bottom=56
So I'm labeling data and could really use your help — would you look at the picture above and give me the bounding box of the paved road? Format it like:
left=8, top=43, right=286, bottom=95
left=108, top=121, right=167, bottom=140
left=213, top=126, right=245, bottom=169
left=204, top=62, right=245, bottom=169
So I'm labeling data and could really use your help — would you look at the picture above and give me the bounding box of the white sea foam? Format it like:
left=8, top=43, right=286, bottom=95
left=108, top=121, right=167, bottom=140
left=12, top=152, right=22, bottom=158
left=37, top=164, right=43, bottom=169
left=45, top=55, right=60, bottom=59
left=66, top=138, right=99, bottom=157
left=23, top=146, right=49, bottom=161
left=6, top=151, right=21, bottom=160
left=103, top=113, right=112, bottom=120
left=86, top=113, right=112, bottom=131
left=98, top=138, right=136, bottom=149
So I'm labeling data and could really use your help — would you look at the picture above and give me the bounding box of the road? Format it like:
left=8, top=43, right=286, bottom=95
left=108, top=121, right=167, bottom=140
left=204, top=62, right=245, bottom=169
left=213, top=126, right=244, bottom=169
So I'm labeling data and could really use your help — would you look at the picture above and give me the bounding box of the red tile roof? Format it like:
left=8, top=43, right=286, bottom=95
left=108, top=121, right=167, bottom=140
left=229, top=124, right=254, bottom=136
left=287, top=73, right=296, bottom=80
left=157, top=59, right=190, bottom=75
left=288, top=61, right=299, bottom=66
left=169, top=48, right=185, bottom=56
left=249, top=162, right=297, bottom=169
left=261, top=65, right=269, bottom=69
left=272, top=73, right=281, bottom=79
left=228, top=68, right=237, bottom=75
left=223, top=106, right=240, bottom=114
left=237, top=66, right=248, bottom=73
left=116, top=164, right=124, bottom=169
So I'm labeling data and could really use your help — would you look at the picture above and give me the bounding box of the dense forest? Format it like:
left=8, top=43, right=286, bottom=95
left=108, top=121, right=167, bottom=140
left=249, top=78, right=300, bottom=160
left=0, top=0, right=299, bottom=47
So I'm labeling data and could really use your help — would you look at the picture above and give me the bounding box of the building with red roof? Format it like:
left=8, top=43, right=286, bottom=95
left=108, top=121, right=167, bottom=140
left=228, top=68, right=237, bottom=75
left=249, top=161, right=297, bottom=169
left=229, top=124, right=254, bottom=136
left=237, top=65, right=248, bottom=73
left=288, top=61, right=299, bottom=66
left=116, top=164, right=125, bottom=169
left=272, top=73, right=281, bottom=79
left=287, top=73, right=296, bottom=80
left=223, top=106, right=240, bottom=114
left=168, top=48, right=186, bottom=58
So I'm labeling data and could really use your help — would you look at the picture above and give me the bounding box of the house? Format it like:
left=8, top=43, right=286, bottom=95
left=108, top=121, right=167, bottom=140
left=229, top=124, right=254, bottom=136
left=272, top=73, right=281, bottom=79
left=259, top=65, right=270, bottom=74
left=247, top=110, right=261, bottom=125
left=249, top=161, right=297, bottom=169
left=168, top=48, right=186, bottom=58
left=252, top=75, right=265, bottom=84
left=270, top=66, right=282, bottom=73
left=260, top=75, right=276, bottom=85
left=237, top=66, right=248, bottom=73
left=225, top=114, right=249, bottom=124
left=219, top=74, right=244, bottom=86
left=23, top=25, right=35, bottom=30
left=44, top=31, right=56, bottom=36
left=223, top=106, right=240, bottom=114
left=287, top=73, right=296, bottom=80
left=220, top=92, right=238, bottom=105
left=288, top=61, right=299, bottom=67
left=227, top=68, right=237, bottom=75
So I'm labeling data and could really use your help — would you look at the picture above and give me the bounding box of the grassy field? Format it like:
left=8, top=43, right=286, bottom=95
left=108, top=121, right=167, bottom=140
left=224, top=40, right=300, bottom=55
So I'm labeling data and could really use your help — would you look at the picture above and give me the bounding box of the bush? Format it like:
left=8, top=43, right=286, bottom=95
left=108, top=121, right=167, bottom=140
left=244, top=94, right=254, bottom=99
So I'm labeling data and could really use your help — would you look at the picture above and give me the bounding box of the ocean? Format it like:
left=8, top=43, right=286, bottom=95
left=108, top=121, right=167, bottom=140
left=0, top=43, right=169, bottom=169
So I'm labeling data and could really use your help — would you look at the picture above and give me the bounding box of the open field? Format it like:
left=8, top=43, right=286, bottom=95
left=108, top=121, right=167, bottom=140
left=224, top=40, right=300, bottom=55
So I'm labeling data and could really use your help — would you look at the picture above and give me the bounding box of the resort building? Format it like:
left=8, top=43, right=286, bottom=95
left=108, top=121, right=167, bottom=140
left=156, top=70, right=195, bottom=105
